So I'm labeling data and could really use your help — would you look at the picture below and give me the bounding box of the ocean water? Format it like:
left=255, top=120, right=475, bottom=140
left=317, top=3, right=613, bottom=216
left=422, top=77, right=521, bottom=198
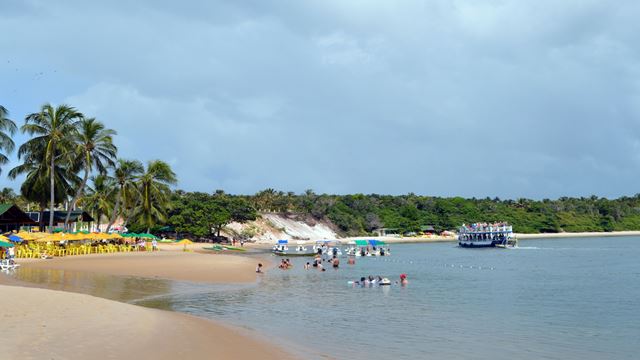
left=10, top=237, right=640, bottom=359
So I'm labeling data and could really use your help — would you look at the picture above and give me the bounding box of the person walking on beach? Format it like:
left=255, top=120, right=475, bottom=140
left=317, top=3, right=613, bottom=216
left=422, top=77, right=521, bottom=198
left=256, top=263, right=263, bottom=273
left=151, top=239, right=158, bottom=251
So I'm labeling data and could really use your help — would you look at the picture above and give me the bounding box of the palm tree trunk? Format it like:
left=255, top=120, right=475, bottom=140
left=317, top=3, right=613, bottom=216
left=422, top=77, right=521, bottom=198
left=49, top=150, right=55, bottom=233
left=123, top=198, right=142, bottom=228
left=96, top=211, right=101, bottom=232
left=39, top=202, right=46, bottom=232
left=106, top=187, right=123, bottom=233
left=65, top=165, right=89, bottom=231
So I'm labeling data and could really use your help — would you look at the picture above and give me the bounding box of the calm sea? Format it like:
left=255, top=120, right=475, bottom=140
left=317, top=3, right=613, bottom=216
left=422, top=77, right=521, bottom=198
left=10, top=237, right=640, bottom=359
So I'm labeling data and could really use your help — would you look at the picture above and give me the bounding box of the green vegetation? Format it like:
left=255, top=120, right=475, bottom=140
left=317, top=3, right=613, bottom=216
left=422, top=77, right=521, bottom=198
left=166, top=191, right=257, bottom=238
left=241, top=190, right=640, bottom=236
left=0, top=103, right=176, bottom=233
left=2, top=101, right=640, bottom=239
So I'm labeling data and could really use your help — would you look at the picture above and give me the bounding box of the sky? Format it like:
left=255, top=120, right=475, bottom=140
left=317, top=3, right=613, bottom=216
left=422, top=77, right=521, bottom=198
left=1, top=0, right=639, bottom=199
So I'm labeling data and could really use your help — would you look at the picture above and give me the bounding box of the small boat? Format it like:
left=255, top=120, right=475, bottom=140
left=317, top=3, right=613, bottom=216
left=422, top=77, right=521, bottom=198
left=348, top=240, right=391, bottom=257
left=272, top=240, right=316, bottom=256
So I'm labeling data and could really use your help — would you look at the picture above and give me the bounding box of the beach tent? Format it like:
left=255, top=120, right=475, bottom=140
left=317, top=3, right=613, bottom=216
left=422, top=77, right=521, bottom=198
left=0, top=240, right=14, bottom=247
left=354, top=240, right=368, bottom=246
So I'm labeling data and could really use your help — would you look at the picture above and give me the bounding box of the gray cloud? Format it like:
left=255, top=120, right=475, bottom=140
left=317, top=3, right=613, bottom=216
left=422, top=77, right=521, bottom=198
left=1, top=0, right=639, bottom=199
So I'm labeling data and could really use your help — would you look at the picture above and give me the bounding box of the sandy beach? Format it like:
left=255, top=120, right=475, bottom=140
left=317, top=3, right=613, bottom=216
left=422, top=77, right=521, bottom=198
left=0, top=249, right=294, bottom=360
left=0, top=284, right=292, bottom=360
left=16, top=249, right=264, bottom=283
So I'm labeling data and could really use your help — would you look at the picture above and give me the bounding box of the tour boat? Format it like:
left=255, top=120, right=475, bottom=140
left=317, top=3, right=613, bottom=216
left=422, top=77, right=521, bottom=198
left=458, top=223, right=517, bottom=248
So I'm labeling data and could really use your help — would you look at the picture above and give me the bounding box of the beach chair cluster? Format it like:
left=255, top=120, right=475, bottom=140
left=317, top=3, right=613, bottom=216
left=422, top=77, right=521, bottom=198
left=0, top=259, right=20, bottom=271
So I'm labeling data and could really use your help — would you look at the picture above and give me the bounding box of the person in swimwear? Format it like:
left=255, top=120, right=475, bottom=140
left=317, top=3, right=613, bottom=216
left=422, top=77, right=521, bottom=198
left=400, top=273, right=409, bottom=286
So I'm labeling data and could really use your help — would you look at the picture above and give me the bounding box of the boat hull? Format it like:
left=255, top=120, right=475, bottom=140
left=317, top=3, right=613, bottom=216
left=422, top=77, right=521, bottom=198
left=272, top=251, right=316, bottom=257
left=458, top=241, right=494, bottom=248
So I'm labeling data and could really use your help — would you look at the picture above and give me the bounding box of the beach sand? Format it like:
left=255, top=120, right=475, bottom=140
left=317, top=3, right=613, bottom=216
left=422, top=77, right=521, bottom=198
left=16, top=250, right=263, bottom=283
left=0, top=284, right=292, bottom=360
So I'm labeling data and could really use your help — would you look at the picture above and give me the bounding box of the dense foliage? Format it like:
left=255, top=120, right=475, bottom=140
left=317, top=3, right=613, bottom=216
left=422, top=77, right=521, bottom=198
left=166, top=191, right=257, bottom=238
left=1, top=102, right=176, bottom=233
left=246, top=189, right=640, bottom=235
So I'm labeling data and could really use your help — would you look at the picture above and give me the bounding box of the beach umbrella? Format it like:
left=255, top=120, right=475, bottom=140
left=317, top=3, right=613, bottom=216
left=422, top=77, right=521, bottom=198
left=8, top=234, right=23, bottom=243
left=0, top=240, right=15, bottom=248
left=174, top=239, right=192, bottom=251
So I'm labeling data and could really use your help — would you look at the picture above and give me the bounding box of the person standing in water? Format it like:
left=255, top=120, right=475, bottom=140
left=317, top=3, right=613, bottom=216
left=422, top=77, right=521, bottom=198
left=400, top=274, right=408, bottom=286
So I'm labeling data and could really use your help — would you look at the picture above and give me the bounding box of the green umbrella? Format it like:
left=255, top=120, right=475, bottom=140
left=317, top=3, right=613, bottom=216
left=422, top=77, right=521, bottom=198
left=138, top=233, right=158, bottom=239
left=0, top=240, right=15, bottom=248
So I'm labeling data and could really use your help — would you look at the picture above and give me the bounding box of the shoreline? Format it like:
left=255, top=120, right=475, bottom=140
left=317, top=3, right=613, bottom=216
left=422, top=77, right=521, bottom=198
left=0, top=284, right=293, bottom=360
left=0, top=249, right=294, bottom=360
left=244, top=230, right=640, bottom=246
left=331, top=230, right=640, bottom=244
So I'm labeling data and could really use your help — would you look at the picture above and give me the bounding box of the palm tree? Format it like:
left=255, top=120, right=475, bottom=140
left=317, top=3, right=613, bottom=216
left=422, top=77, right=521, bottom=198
left=64, top=118, right=117, bottom=230
left=105, top=159, right=143, bottom=232
left=0, top=187, right=17, bottom=203
left=134, top=160, right=177, bottom=233
left=81, top=174, right=114, bottom=231
left=21, top=104, right=83, bottom=232
left=9, top=142, right=80, bottom=231
left=0, top=105, right=18, bottom=174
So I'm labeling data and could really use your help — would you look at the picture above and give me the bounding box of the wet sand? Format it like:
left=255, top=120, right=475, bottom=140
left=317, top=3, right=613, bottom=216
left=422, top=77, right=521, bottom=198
left=0, top=284, right=292, bottom=360
left=17, top=250, right=263, bottom=283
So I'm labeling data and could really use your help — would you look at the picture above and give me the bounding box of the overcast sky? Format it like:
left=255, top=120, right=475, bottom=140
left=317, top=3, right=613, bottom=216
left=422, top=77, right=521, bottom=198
left=1, top=0, right=639, bottom=199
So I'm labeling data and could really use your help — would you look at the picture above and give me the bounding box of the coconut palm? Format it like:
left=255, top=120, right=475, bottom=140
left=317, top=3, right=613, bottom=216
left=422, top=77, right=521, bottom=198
left=9, top=142, right=80, bottom=231
left=81, top=174, right=114, bottom=231
left=21, top=104, right=83, bottom=232
left=64, top=118, right=117, bottom=230
left=105, top=159, right=143, bottom=232
left=134, top=160, right=177, bottom=233
left=0, top=105, right=18, bottom=173
left=0, top=187, right=17, bottom=203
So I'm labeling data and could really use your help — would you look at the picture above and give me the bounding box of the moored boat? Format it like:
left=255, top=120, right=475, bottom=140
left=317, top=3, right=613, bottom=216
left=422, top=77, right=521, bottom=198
left=458, top=223, right=517, bottom=248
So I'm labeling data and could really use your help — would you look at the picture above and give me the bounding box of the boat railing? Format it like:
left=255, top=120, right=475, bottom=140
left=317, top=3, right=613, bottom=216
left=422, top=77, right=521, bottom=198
left=458, top=225, right=513, bottom=234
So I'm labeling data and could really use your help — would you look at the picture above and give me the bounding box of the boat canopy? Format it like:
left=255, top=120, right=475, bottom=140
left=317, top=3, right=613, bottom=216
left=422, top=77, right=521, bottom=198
left=368, top=239, right=386, bottom=246
left=354, top=240, right=368, bottom=246
left=278, top=239, right=288, bottom=244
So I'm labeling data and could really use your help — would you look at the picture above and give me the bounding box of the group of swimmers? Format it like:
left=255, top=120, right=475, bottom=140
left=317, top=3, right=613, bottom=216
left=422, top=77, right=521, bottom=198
left=278, top=258, right=293, bottom=269
left=351, top=274, right=408, bottom=287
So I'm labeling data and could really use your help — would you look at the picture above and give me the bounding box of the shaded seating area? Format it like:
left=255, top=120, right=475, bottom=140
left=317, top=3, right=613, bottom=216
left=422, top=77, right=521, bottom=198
left=4, top=231, right=160, bottom=259
left=0, top=204, right=37, bottom=233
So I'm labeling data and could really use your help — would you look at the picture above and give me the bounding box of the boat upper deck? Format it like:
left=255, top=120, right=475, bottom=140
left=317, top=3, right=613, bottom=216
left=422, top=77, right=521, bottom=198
left=458, top=223, right=513, bottom=234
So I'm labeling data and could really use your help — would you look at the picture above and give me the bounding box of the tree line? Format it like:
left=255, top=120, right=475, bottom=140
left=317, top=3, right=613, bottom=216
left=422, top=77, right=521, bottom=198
left=162, top=188, right=640, bottom=239
left=0, top=103, right=176, bottom=233
left=4, top=104, right=640, bottom=238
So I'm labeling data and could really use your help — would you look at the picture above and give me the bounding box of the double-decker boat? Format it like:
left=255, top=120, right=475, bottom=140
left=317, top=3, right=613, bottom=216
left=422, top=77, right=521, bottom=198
left=458, top=223, right=517, bottom=248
